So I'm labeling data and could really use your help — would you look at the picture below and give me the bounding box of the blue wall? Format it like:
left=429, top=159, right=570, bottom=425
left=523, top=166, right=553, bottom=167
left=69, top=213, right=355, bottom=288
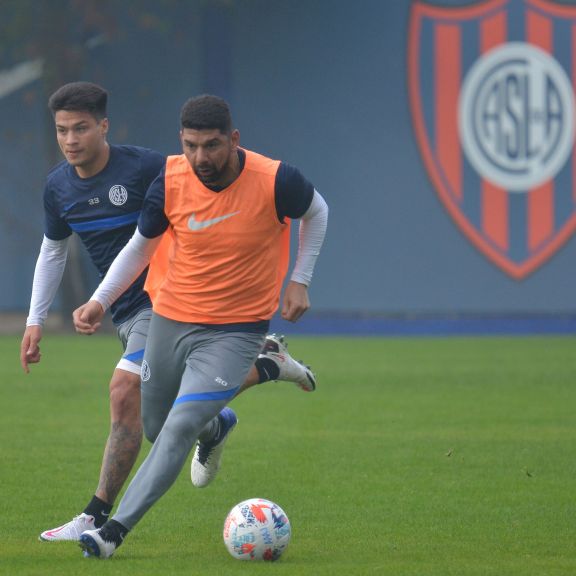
left=1, top=0, right=575, bottom=320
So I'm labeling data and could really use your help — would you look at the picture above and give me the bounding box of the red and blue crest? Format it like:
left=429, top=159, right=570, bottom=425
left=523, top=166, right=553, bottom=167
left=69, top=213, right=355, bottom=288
left=409, top=0, right=576, bottom=278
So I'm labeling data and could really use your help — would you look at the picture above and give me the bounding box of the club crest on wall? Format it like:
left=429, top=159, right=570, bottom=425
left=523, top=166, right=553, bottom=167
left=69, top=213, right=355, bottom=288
left=408, top=0, right=576, bottom=279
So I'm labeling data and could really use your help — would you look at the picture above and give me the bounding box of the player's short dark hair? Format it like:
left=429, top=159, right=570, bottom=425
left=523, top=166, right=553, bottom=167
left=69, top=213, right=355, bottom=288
left=48, top=82, right=108, bottom=120
left=180, top=94, right=232, bottom=134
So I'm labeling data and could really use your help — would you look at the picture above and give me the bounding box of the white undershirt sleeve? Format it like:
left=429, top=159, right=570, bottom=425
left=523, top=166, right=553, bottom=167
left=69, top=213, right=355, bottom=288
left=290, top=189, right=328, bottom=286
left=26, top=236, right=70, bottom=327
left=91, top=229, right=162, bottom=311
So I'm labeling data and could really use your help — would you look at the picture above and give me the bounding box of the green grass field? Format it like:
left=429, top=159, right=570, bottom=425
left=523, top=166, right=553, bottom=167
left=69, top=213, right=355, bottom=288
left=1, top=333, right=575, bottom=575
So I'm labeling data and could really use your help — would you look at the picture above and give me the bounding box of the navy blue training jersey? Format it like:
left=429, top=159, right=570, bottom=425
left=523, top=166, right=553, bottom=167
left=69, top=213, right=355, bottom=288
left=43, top=145, right=165, bottom=325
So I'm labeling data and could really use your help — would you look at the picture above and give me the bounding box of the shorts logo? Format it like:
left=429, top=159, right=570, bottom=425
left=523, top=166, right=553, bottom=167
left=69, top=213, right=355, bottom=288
left=141, top=360, right=150, bottom=382
left=408, top=0, right=576, bottom=279
left=109, top=185, right=128, bottom=206
left=215, top=376, right=229, bottom=387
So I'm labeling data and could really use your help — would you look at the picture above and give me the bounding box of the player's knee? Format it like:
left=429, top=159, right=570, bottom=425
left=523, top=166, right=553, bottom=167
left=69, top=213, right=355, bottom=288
left=144, top=405, right=204, bottom=444
left=143, top=415, right=163, bottom=443
left=165, top=404, right=213, bottom=441
left=109, top=373, right=141, bottom=422
left=141, top=390, right=171, bottom=443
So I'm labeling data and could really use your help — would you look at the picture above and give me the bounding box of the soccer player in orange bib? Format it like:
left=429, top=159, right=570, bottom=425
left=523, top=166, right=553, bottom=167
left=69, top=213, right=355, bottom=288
left=72, top=94, right=328, bottom=558
left=23, top=84, right=318, bottom=544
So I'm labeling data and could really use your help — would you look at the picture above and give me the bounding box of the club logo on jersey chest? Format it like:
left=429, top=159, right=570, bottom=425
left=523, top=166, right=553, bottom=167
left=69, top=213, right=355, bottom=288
left=109, top=184, right=128, bottom=206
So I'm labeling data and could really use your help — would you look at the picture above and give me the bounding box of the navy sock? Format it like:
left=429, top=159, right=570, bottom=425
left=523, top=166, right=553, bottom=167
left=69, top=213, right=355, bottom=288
left=197, top=415, right=220, bottom=443
left=100, top=519, right=129, bottom=546
left=84, top=495, right=113, bottom=528
left=255, top=357, right=280, bottom=383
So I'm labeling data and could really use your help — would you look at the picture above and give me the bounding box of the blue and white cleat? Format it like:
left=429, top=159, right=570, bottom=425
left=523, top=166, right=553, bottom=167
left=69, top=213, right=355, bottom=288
left=191, top=407, right=238, bottom=488
left=79, top=526, right=119, bottom=559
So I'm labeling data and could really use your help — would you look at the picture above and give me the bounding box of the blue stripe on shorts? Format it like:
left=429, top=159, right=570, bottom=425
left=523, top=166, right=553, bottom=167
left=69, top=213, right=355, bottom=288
left=123, top=349, right=145, bottom=362
left=173, top=387, right=240, bottom=405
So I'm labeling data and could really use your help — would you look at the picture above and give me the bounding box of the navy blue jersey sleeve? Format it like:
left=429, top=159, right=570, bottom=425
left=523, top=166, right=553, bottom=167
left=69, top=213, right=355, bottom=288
left=140, top=148, right=166, bottom=189
left=138, top=164, right=170, bottom=238
left=274, top=162, right=314, bottom=222
left=43, top=184, right=72, bottom=240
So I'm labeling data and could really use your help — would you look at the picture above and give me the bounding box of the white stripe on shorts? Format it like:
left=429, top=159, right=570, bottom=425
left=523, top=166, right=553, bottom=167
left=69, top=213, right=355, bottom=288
left=116, top=358, right=142, bottom=375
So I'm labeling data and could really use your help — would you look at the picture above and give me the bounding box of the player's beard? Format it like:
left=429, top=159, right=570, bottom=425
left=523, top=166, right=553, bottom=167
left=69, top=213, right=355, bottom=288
left=193, top=151, right=234, bottom=187
left=193, top=162, right=222, bottom=186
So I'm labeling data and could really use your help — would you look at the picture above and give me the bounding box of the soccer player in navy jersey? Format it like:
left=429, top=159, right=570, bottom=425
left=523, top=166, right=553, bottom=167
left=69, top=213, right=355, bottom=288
left=20, top=82, right=316, bottom=543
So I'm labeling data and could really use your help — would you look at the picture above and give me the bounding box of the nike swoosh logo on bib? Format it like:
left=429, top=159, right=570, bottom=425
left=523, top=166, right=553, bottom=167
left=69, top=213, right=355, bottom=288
left=187, top=211, right=240, bottom=231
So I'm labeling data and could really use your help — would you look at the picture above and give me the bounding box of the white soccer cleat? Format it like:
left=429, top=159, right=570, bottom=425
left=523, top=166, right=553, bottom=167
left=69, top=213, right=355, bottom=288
left=79, top=527, right=119, bottom=559
left=260, top=334, right=316, bottom=392
left=39, top=513, right=95, bottom=542
left=191, top=407, right=238, bottom=488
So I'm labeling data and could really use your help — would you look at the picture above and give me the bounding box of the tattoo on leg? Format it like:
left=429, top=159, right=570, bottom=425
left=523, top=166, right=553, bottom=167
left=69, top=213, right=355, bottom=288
left=96, top=422, right=143, bottom=504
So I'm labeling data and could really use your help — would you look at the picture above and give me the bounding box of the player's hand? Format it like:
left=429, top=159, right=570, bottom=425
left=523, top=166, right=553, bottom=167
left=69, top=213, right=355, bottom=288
left=20, top=325, right=43, bottom=373
left=281, top=281, right=310, bottom=323
left=73, top=300, right=105, bottom=335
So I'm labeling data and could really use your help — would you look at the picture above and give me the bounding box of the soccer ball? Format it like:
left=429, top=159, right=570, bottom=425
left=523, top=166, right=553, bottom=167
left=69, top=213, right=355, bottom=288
left=223, top=498, right=291, bottom=561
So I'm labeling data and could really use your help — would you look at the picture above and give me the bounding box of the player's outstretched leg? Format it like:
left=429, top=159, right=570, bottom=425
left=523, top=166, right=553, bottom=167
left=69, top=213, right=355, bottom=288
left=39, top=513, right=96, bottom=542
left=259, top=334, right=316, bottom=392
left=191, top=407, right=238, bottom=488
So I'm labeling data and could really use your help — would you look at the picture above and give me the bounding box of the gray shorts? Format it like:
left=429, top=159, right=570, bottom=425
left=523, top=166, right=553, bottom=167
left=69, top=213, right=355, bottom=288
left=140, top=312, right=266, bottom=441
left=115, top=307, right=152, bottom=375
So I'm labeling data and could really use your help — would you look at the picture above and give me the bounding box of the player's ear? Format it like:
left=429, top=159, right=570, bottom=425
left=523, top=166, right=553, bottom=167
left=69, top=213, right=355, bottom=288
left=100, top=118, right=109, bottom=135
left=231, top=129, right=240, bottom=147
